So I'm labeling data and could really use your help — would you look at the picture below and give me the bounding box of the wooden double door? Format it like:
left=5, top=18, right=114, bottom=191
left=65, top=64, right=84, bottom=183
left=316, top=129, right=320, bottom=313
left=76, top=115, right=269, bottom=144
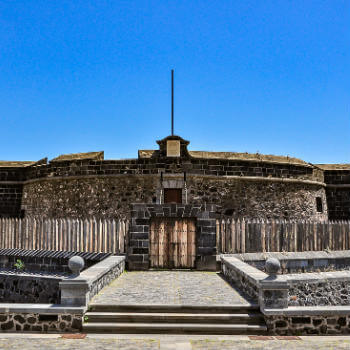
left=150, top=218, right=196, bottom=269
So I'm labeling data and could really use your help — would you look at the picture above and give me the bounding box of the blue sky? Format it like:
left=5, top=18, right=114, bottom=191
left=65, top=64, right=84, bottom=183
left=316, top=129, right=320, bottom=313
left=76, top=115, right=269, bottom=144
left=1, top=0, right=349, bottom=163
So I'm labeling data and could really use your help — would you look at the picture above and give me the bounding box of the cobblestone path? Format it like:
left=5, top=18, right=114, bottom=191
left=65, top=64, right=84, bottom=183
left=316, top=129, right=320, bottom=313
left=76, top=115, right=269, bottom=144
left=91, top=271, right=252, bottom=305
left=0, top=335, right=349, bottom=350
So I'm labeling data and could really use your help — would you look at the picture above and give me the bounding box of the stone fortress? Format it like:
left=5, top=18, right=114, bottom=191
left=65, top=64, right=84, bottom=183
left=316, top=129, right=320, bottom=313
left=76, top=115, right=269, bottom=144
left=1, top=135, right=350, bottom=336
left=0, top=134, right=349, bottom=221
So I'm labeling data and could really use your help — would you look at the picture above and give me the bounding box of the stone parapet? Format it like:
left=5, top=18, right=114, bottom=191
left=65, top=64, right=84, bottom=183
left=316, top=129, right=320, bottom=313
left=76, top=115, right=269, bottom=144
left=288, top=270, right=350, bottom=306
left=221, top=255, right=289, bottom=309
left=233, top=250, right=350, bottom=274
left=222, top=253, right=350, bottom=335
left=60, top=255, right=125, bottom=306
left=0, top=273, right=61, bottom=304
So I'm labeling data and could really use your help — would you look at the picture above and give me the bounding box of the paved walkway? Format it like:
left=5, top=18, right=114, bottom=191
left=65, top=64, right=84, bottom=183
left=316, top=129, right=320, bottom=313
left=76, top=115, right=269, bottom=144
left=91, top=271, right=252, bottom=306
left=0, top=334, right=349, bottom=350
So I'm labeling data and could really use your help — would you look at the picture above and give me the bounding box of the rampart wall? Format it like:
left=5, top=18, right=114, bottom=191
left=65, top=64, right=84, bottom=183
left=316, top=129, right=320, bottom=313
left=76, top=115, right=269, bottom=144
left=324, top=170, right=350, bottom=220
left=13, top=155, right=327, bottom=220
left=0, top=136, right=345, bottom=221
left=0, top=167, right=25, bottom=218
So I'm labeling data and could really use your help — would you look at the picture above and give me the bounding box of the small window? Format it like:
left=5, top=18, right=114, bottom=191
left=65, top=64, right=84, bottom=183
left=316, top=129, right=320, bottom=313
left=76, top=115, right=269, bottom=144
left=316, top=197, right=323, bottom=213
left=164, top=189, right=182, bottom=204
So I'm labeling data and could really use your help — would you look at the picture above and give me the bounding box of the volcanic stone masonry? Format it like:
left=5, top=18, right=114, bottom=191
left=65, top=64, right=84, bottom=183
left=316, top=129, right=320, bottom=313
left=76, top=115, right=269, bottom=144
left=0, top=135, right=349, bottom=220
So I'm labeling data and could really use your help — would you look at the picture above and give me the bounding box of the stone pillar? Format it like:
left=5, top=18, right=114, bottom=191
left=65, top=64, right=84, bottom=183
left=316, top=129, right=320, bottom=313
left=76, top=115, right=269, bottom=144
left=259, top=258, right=289, bottom=310
left=59, top=279, right=90, bottom=306
left=259, top=276, right=289, bottom=309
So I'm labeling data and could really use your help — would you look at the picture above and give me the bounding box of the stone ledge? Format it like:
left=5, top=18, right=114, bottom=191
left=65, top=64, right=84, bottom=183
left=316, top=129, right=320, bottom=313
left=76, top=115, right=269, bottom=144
left=263, top=306, right=350, bottom=316
left=221, top=256, right=267, bottom=284
left=63, top=255, right=124, bottom=286
left=287, top=270, right=350, bottom=284
left=236, top=250, right=350, bottom=261
left=3, top=173, right=326, bottom=187
left=0, top=303, right=85, bottom=314
left=60, top=255, right=125, bottom=306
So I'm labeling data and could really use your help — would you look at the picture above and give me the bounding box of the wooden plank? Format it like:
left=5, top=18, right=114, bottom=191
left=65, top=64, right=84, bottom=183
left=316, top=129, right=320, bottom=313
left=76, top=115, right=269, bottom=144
left=0, top=219, right=3, bottom=248
left=4, top=219, right=8, bottom=249
left=174, top=219, right=181, bottom=268
left=180, top=219, right=187, bottom=268
left=271, top=219, right=275, bottom=252
left=216, top=220, right=220, bottom=254
left=241, top=219, right=246, bottom=253
left=116, top=220, right=121, bottom=254
left=230, top=219, right=234, bottom=253
left=220, top=220, right=224, bottom=254
left=171, top=219, right=177, bottom=268
left=150, top=219, right=157, bottom=267
left=159, top=219, right=166, bottom=268
left=188, top=219, right=196, bottom=268
left=234, top=219, right=239, bottom=253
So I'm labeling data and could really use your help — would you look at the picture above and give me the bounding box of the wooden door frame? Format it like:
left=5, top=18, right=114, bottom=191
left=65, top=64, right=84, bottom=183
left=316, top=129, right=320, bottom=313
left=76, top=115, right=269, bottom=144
left=129, top=203, right=217, bottom=271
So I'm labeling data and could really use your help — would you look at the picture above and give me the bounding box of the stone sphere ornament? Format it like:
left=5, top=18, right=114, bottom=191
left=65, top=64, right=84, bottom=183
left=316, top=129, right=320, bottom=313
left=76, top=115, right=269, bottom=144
left=68, top=256, right=85, bottom=275
left=265, top=257, right=281, bottom=275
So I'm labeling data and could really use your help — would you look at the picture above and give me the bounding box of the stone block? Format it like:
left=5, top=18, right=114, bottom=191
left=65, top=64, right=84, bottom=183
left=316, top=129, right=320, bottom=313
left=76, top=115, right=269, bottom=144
left=59, top=279, right=90, bottom=307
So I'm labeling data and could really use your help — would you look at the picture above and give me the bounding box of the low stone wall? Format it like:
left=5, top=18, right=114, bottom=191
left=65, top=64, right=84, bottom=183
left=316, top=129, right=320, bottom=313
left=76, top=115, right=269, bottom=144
left=0, top=305, right=84, bottom=332
left=288, top=271, right=350, bottom=306
left=60, top=255, right=125, bottom=306
left=221, top=253, right=350, bottom=335
left=266, top=315, right=350, bottom=335
left=228, top=252, right=350, bottom=307
left=0, top=249, right=111, bottom=274
left=88, top=256, right=125, bottom=300
left=237, top=251, right=350, bottom=274
left=264, top=306, right=350, bottom=335
left=221, top=256, right=262, bottom=301
left=0, top=255, right=124, bottom=333
left=0, top=273, right=61, bottom=304
left=0, top=313, right=82, bottom=332
left=221, top=255, right=289, bottom=309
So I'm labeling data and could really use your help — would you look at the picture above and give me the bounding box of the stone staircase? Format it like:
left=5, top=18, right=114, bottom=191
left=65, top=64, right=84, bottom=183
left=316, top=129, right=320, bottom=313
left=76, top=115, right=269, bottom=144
left=83, top=303, right=267, bottom=334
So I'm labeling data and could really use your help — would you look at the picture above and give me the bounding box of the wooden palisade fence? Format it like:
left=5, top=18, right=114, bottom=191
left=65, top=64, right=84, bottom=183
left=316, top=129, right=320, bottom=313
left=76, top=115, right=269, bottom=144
left=1, top=217, right=350, bottom=255
left=0, top=217, right=129, bottom=254
left=217, top=219, right=350, bottom=254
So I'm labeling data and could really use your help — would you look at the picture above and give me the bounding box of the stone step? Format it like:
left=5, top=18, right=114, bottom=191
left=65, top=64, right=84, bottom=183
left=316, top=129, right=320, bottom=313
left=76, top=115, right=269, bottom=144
left=88, top=303, right=259, bottom=314
left=85, top=311, right=264, bottom=324
left=82, top=322, right=267, bottom=334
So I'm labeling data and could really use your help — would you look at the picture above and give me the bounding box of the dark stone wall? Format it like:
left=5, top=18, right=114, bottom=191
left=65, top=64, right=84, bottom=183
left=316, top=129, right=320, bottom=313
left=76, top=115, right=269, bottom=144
left=20, top=175, right=327, bottom=220
left=187, top=177, right=327, bottom=220
left=326, top=187, right=350, bottom=220
left=0, top=167, right=25, bottom=218
left=1, top=148, right=328, bottom=220
left=22, top=176, right=158, bottom=218
left=0, top=184, right=23, bottom=218
left=0, top=167, right=26, bottom=182
left=0, top=274, right=61, bottom=303
left=324, top=170, right=350, bottom=220
left=0, top=251, right=99, bottom=274
left=0, top=313, right=82, bottom=332
left=266, top=315, right=350, bottom=335
left=23, top=157, right=320, bottom=181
